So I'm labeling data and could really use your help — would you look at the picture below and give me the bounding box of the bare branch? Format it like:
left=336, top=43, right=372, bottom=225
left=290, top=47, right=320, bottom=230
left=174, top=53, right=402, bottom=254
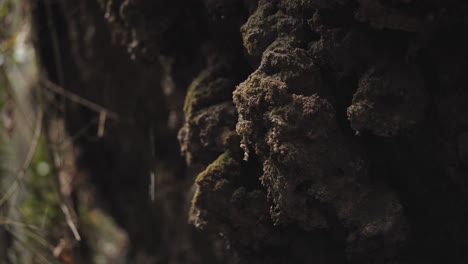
left=41, top=79, right=119, bottom=120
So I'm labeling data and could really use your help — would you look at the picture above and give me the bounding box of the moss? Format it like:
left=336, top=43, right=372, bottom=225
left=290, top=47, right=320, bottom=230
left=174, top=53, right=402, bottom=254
left=194, top=151, right=240, bottom=185
left=190, top=151, right=240, bottom=229
left=180, top=62, right=240, bottom=165
left=183, top=66, right=235, bottom=118
left=183, top=68, right=212, bottom=117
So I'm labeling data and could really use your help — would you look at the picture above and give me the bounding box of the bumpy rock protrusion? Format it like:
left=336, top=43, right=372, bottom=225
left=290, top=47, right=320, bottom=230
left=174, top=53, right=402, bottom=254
left=178, top=61, right=241, bottom=165
left=347, top=62, right=428, bottom=137
left=189, top=151, right=271, bottom=255
left=234, top=1, right=408, bottom=262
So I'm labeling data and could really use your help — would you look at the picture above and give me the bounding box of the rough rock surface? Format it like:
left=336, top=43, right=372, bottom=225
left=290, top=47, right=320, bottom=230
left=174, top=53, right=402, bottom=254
left=32, top=0, right=468, bottom=263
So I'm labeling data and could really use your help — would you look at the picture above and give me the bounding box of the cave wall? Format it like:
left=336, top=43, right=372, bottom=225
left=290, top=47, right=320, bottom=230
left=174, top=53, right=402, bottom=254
left=32, top=0, right=468, bottom=263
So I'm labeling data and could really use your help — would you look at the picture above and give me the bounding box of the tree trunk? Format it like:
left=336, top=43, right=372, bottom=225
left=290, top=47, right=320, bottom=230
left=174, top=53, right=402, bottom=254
left=31, top=0, right=468, bottom=263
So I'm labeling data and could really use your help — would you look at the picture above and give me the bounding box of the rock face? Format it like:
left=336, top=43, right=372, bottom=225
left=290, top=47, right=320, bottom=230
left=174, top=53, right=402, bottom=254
left=32, top=0, right=468, bottom=263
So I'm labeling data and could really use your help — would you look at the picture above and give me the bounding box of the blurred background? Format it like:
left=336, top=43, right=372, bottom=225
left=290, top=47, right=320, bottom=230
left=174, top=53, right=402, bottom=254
left=1, top=1, right=129, bottom=263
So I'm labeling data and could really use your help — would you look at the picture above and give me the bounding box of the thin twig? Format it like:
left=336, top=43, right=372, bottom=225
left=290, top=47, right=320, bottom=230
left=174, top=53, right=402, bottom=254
left=61, top=116, right=99, bottom=149
left=41, top=78, right=119, bottom=120
left=40, top=92, right=83, bottom=243
left=0, top=219, right=41, bottom=231
left=60, top=204, right=81, bottom=241
left=97, top=110, right=107, bottom=137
